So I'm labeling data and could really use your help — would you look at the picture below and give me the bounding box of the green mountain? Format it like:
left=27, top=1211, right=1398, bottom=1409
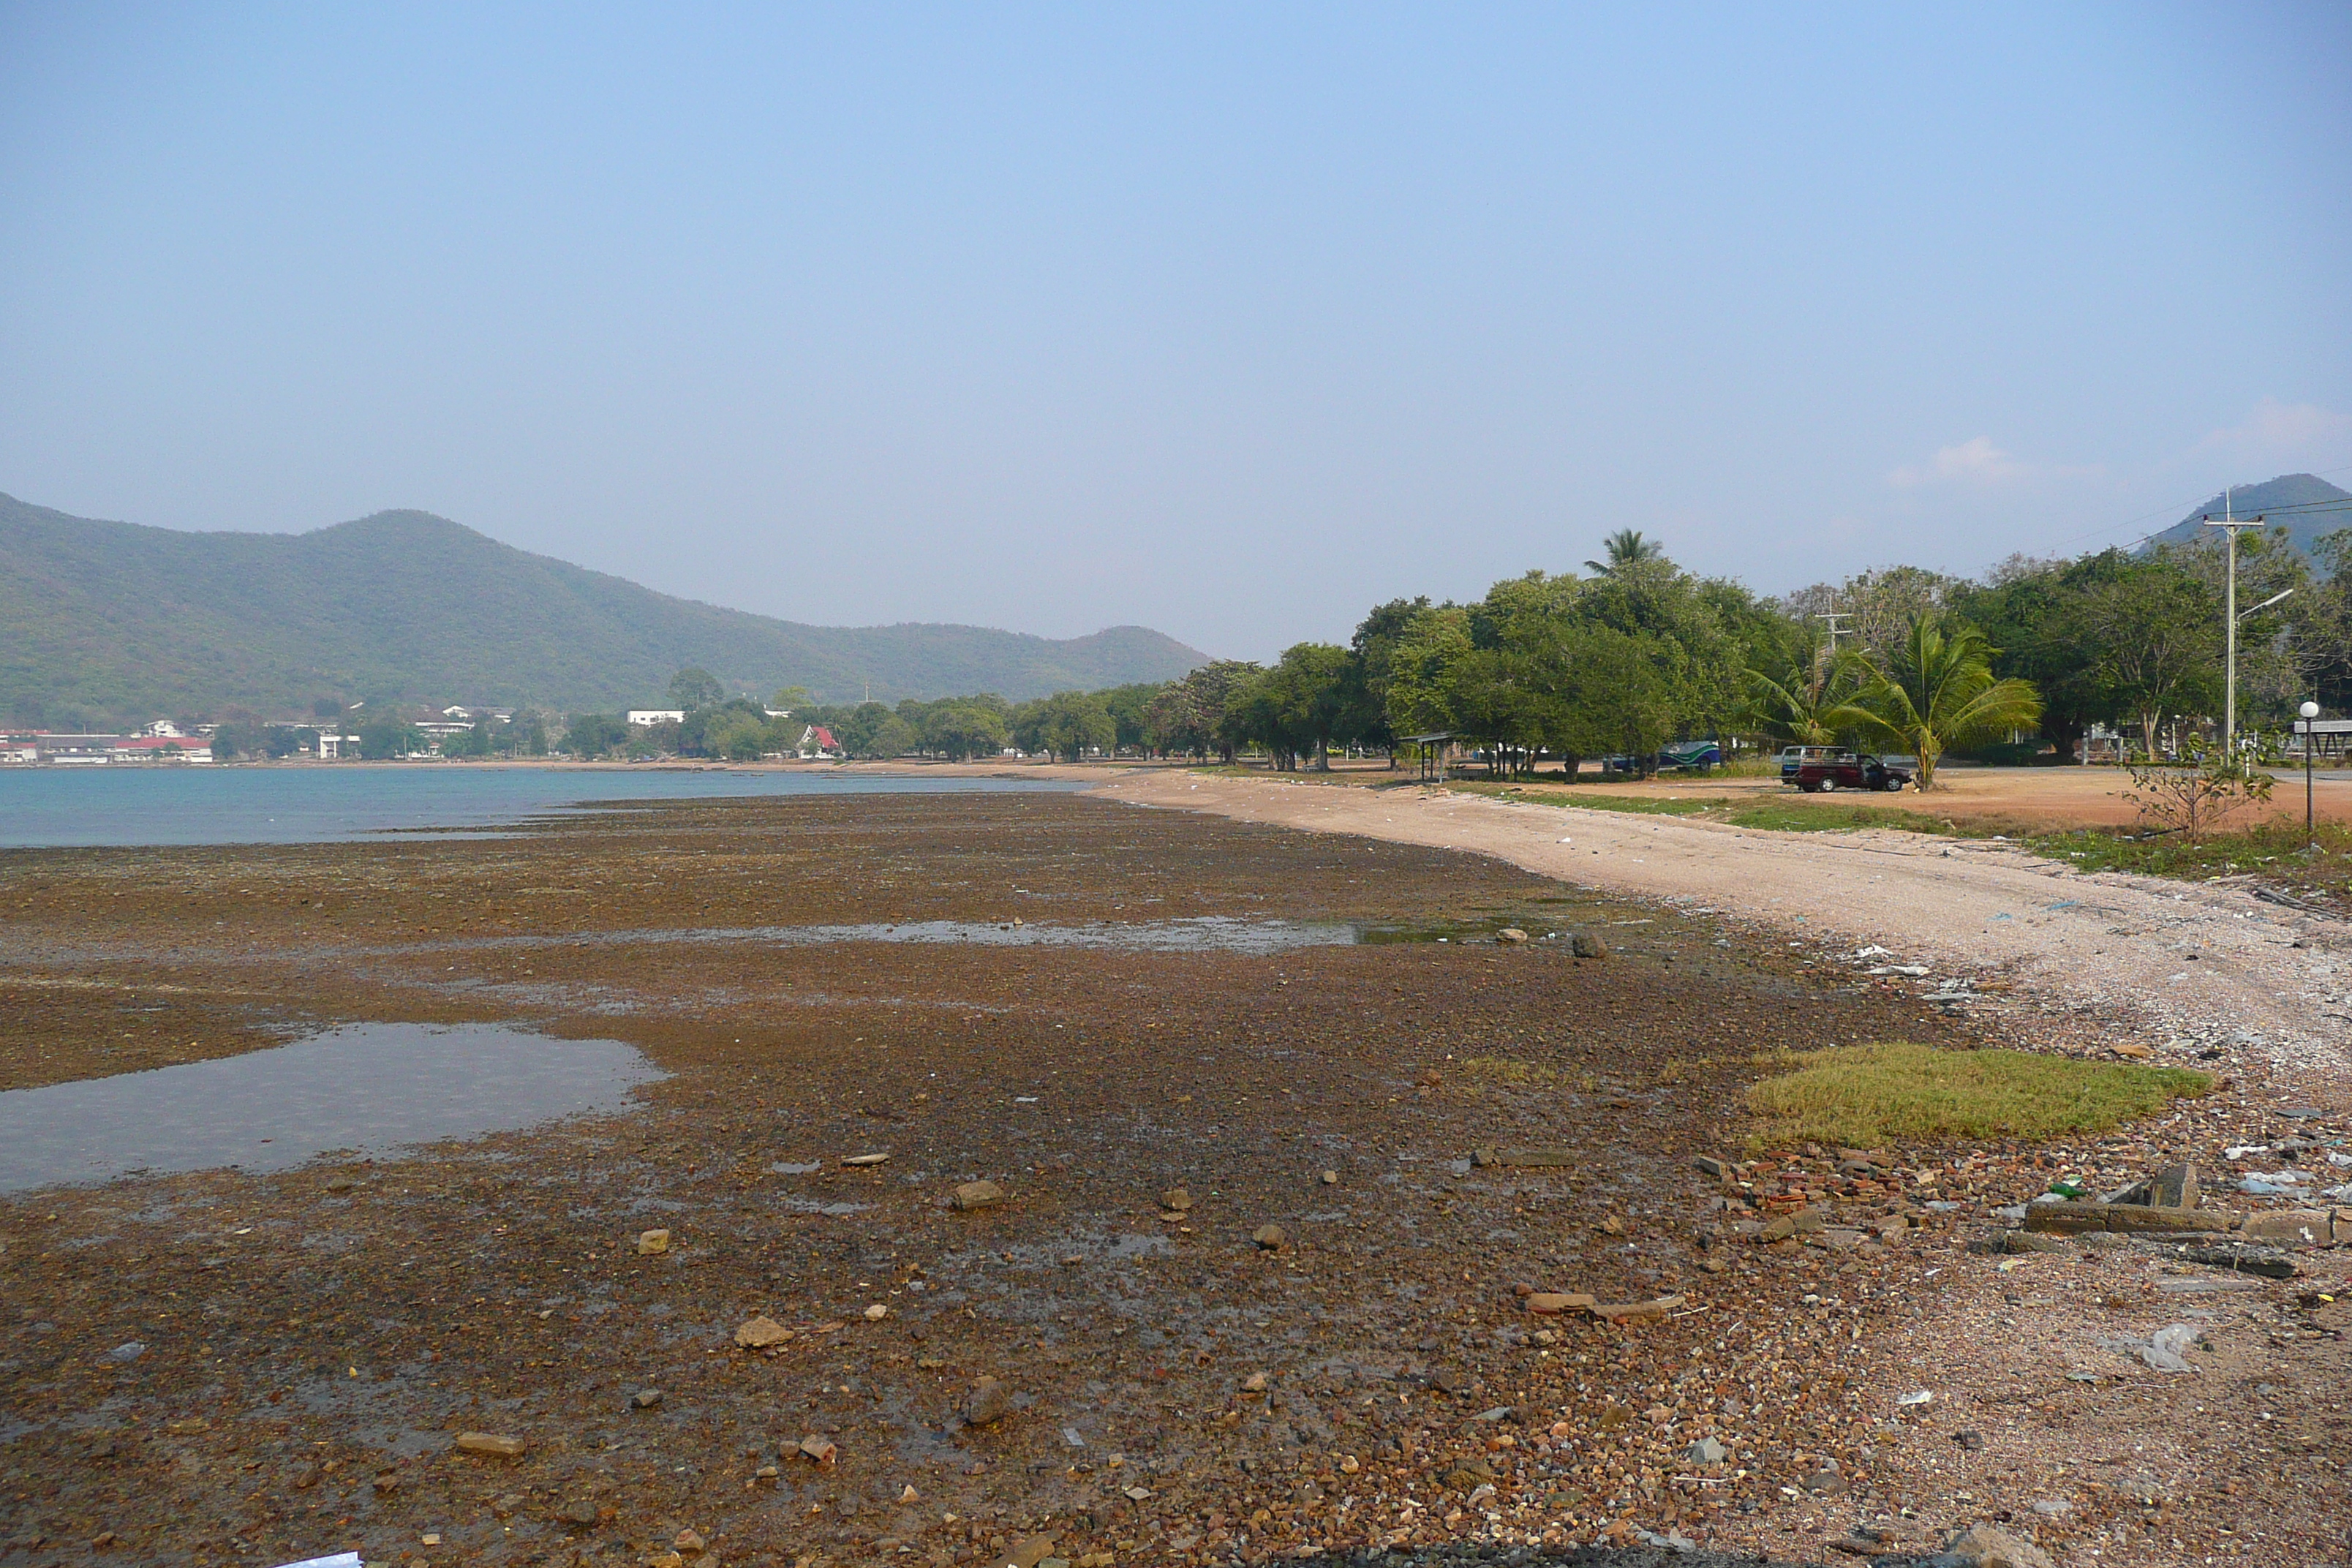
left=0, top=494, right=1210, bottom=726
left=2138, top=472, right=2352, bottom=559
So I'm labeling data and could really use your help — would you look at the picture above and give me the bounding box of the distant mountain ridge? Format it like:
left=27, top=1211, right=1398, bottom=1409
left=2138, top=472, right=2352, bottom=559
left=0, top=494, right=1210, bottom=725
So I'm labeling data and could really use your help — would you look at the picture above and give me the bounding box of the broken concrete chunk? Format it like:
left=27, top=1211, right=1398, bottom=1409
left=1692, top=1155, right=1728, bottom=1180
left=1941, top=1523, right=2056, bottom=1568
left=1525, top=1292, right=1597, bottom=1316
left=2241, top=1209, right=2329, bottom=1245
left=1757, top=1207, right=1828, bottom=1243
left=1588, top=1294, right=1683, bottom=1322
left=734, top=1316, right=794, bottom=1349
left=453, top=1431, right=527, bottom=1458
left=952, top=1180, right=1006, bottom=1211
left=2023, top=1201, right=2228, bottom=1236
left=629, top=1387, right=663, bottom=1409
left=796, top=1434, right=837, bottom=1466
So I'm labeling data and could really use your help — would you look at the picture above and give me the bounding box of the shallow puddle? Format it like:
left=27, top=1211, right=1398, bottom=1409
left=0, top=1022, right=665, bottom=1192
left=432, top=914, right=1361, bottom=957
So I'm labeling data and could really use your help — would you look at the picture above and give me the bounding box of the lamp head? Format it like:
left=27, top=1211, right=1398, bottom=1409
left=2302, top=701, right=2322, bottom=720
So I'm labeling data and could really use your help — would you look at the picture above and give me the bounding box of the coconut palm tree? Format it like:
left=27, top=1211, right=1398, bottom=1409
left=1828, top=614, right=2043, bottom=790
left=1585, top=529, right=1665, bottom=576
left=1746, top=649, right=1860, bottom=745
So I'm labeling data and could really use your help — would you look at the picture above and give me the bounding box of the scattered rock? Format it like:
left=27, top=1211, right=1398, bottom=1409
left=1319, top=1169, right=1338, bottom=1185
left=863, top=1303, right=889, bottom=1320
left=1952, top=1429, right=1985, bottom=1452
left=1692, top=1155, right=1728, bottom=1180
left=842, top=1152, right=891, bottom=1167
left=1569, top=932, right=1607, bottom=959
left=1940, top=1523, right=2056, bottom=1568
left=964, top=1376, right=1012, bottom=1426
left=952, top=1180, right=1006, bottom=1211
left=1588, top=1294, right=1684, bottom=1322
left=1496, top=928, right=1528, bottom=943
left=1160, top=1187, right=1192, bottom=1212
left=1759, top=1207, right=1828, bottom=1243
left=1007, top=1534, right=1060, bottom=1568
left=1251, top=1224, right=1286, bottom=1249
left=1242, top=1371, right=1269, bottom=1392
left=734, top=1316, right=793, bottom=1349
left=630, top=1387, right=663, bottom=1409
left=453, top=1431, right=527, bottom=1458
left=1968, top=1231, right=2065, bottom=1255
left=1526, top=1291, right=1597, bottom=1316
left=796, top=1434, right=837, bottom=1467
left=635, top=1229, right=670, bottom=1255
left=674, top=1527, right=708, bottom=1552
left=1439, top=1455, right=1496, bottom=1489
left=1683, top=1436, right=1727, bottom=1465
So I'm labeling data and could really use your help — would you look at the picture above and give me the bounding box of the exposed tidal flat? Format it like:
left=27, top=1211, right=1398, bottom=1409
left=1, top=790, right=2329, bottom=1567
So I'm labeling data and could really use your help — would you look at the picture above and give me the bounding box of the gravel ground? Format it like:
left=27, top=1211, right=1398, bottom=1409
left=1102, top=771, right=2352, bottom=1104
left=0, top=787, right=2345, bottom=1568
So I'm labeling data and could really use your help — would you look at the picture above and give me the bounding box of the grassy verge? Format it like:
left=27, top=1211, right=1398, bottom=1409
left=2021, top=820, right=2352, bottom=911
left=1746, top=1042, right=2211, bottom=1151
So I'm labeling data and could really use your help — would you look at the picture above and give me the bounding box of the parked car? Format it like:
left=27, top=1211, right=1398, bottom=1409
left=1776, top=744, right=1841, bottom=780
left=1794, top=751, right=1914, bottom=792
left=1657, top=740, right=1723, bottom=772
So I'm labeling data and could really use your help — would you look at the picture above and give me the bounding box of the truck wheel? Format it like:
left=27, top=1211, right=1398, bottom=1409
left=1818, top=778, right=1837, bottom=793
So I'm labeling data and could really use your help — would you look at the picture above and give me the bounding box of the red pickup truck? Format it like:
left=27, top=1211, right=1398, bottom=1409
left=1794, top=752, right=1914, bottom=793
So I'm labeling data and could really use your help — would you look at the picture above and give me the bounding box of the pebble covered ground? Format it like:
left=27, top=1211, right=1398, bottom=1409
left=0, top=789, right=2346, bottom=1568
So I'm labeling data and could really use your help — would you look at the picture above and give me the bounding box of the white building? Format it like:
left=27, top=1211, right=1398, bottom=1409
left=627, top=709, right=686, bottom=726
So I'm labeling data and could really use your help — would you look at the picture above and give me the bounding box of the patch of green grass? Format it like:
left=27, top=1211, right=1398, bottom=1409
left=1722, top=800, right=1955, bottom=835
left=1745, top=1042, right=2210, bottom=1152
left=2021, top=820, right=2352, bottom=911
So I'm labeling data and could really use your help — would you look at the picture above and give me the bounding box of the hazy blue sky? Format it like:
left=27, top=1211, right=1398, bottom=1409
left=3, top=4, right=2348, bottom=658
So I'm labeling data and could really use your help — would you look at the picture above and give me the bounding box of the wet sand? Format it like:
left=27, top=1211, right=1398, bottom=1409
left=0, top=791, right=2343, bottom=1568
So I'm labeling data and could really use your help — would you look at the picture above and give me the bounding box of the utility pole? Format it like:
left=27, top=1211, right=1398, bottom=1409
left=2203, top=486, right=2264, bottom=755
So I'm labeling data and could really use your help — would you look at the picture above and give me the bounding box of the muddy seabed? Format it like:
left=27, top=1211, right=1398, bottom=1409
left=0, top=791, right=2302, bottom=1568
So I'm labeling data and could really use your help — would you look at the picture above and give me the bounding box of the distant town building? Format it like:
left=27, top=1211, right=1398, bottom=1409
left=796, top=725, right=843, bottom=759
left=3, top=732, right=214, bottom=765
left=627, top=709, right=686, bottom=726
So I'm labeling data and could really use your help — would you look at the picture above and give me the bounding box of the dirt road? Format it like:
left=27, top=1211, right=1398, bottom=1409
left=1099, top=772, right=2352, bottom=1104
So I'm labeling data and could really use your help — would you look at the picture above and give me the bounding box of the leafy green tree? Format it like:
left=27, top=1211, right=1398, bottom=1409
left=356, top=717, right=426, bottom=760
left=1097, top=683, right=1164, bottom=756
left=1232, top=644, right=1357, bottom=769
left=1143, top=661, right=1259, bottom=761
left=668, top=667, right=728, bottom=712
left=916, top=701, right=1009, bottom=761
left=562, top=712, right=630, bottom=757
left=1014, top=690, right=1115, bottom=761
left=1828, top=616, right=2043, bottom=789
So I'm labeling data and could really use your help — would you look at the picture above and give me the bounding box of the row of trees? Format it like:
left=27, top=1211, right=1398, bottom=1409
left=556, top=522, right=2352, bottom=780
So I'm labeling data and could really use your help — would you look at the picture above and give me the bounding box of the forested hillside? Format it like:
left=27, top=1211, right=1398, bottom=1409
left=0, top=494, right=1206, bottom=725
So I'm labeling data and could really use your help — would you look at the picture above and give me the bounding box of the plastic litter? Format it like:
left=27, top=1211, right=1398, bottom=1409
left=2139, top=1324, right=2199, bottom=1373
left=270, top=1555, right=363, bottom=1568
left=1898, top=1390, right=1934, bottom=1406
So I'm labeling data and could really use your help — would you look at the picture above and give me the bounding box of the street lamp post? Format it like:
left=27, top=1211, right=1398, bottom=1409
left=2302, top=699, right=2321, bottom=845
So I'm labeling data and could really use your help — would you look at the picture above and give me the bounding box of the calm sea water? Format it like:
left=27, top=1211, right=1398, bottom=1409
left=0, top=765, right=1084, bottom=848
left=0, top=1022, right=665, bottom=1191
